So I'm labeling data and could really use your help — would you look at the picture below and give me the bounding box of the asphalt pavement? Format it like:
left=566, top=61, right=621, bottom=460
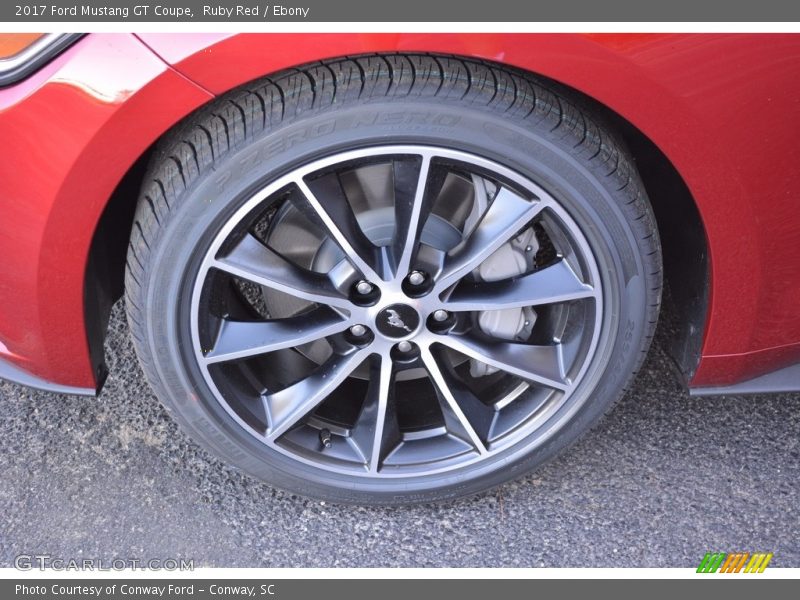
left=1, top=302, right=798, bottom=568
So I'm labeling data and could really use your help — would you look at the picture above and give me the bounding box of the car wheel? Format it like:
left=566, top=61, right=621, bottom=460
left=125, top=54, right=661, bottom=504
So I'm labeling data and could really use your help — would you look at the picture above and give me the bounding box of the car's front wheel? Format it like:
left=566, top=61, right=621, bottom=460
left=125, top=54, right=661, bottom=504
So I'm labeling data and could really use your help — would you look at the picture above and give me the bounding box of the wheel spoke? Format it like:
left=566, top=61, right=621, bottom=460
left=203, top=308, right=350, bottom=364
left=390, top=154, right=434, bottom=277
left=435, top=187, right=546, bottom=292
left=349, top=355, right=400, bottom=473
left=294, top=175, right=384, bottom=282
left=427, top=346, right=497, bottom=445
left=444, top=258, right=596, bottom=312
left=436, top=335, right=569, bottom=391
left=265, top=348, right=369, bottom=440
left=415, top=244, right=447, bottom=281
left=421, top=347, right=490, bottom=455
left=212, top=233, right=353, bottom=310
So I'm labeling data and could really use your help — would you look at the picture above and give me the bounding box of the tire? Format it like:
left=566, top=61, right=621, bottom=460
left=125, top=54, right=661, bottom=505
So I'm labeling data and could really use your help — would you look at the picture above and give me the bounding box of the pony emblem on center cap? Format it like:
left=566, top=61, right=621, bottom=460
left=385, top=309, right=413, bottom=332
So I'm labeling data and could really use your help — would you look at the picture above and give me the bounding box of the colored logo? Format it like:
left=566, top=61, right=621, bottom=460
left=697, top=552, right=773, bottom=573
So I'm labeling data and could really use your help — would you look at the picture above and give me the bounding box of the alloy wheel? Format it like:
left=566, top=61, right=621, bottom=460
left=190, top=146, right=603, bottom=478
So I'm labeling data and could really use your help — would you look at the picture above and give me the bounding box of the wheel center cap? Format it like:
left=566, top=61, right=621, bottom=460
left=376, top=304, right=420, bottom=338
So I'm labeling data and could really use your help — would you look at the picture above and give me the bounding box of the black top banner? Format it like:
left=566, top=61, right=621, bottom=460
left=3, top=0, right=800, bottom=22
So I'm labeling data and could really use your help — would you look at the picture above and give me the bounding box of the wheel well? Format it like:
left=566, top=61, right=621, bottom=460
left=84, top=145, right=154, bottom=385
left=83, top=55, right=709, bottom=389
left=614, top=117, right=708, bottom=383
left=546, top=78, right=708, bottom=383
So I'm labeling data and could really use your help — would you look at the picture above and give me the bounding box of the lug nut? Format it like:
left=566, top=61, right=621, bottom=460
left=396, top=341, right=413, bottom=353
left=355, top=280, right=373, bottom=295
left=433, top=309, right=450, bottom=322
left=349, top=324, right=368, bottom=337
left=408, top=271, right=426, bottom=286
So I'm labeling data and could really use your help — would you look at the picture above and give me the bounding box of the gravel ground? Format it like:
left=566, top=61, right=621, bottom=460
left=1, top=302, right=798, bottom=568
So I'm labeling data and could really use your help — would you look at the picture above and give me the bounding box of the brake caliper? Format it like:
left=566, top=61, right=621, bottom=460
left=470, top=227, right=539, bottom=377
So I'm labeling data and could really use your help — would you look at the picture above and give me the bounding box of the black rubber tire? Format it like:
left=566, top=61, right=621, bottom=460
left=125, top=54, right=662, bottom=505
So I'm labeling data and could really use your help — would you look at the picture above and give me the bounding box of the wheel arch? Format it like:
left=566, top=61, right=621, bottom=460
left=84, top=48, right=709, bottom=391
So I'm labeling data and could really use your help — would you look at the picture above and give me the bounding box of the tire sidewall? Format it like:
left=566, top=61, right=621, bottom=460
left=139, top=99, right=651, bottom=504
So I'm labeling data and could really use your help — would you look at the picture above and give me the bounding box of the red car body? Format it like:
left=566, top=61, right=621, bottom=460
left=1, top=33, right=799, bottom=395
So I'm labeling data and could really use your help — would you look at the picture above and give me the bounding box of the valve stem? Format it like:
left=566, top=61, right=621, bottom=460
left=319, top=428, right=332, bottom=449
